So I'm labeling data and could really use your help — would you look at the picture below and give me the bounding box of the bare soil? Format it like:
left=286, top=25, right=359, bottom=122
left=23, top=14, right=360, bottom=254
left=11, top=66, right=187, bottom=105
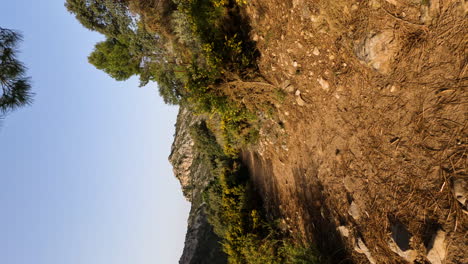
left=236, top=1, right=467, bottom=263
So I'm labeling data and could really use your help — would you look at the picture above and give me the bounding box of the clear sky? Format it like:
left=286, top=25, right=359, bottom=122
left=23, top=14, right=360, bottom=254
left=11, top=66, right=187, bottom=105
left=0, top=1, right=191, bottom=264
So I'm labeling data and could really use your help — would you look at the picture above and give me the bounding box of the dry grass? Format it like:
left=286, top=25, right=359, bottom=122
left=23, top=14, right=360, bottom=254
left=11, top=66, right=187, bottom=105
left=234, top=0, right=467, bottom=263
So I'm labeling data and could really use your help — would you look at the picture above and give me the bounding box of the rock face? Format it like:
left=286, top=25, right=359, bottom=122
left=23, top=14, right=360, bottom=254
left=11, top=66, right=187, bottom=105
left=179, top=204, right=226, bottom=264
left=169, top=107, right=199, bottom=201
left=170, top=107, right=227, bottom=264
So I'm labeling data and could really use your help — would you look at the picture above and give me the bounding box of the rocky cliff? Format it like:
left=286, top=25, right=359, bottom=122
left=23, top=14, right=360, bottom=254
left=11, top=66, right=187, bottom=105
left=169, top=107, right=226, bottom=264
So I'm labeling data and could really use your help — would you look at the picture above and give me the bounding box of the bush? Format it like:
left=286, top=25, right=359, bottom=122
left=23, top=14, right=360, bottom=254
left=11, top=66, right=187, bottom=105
left=191, top=122, right=320, bottom=264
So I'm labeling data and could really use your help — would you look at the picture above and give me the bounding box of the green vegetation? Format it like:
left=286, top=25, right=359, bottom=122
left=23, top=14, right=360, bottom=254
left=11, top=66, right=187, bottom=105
left=66, top=0, right=260, bottom=147
left=192, top=121, right=320, bottom=264
left=66, top=0, right=320, bottom=262
left=88, top=37, right=140, bottom=81
left=0, top=27, right=33, bottom=114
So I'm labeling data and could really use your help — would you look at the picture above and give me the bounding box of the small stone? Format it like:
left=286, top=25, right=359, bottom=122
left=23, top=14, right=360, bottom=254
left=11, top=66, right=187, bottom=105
left=452, top=178, right=467, bottom=207
left=348, top=201, right=361, bottom=220
left=252, top=34, right=259, bottom=42
left=354, top=237, right=377, bottom=264
left=337, top=226, right=350, bottom=237
left=426, top=230, right=447, bottom=264
left=295, top=90, right=307, bottom=106
left=355, top=30, right=399, bottom=74
left=296, top=97, right=306, bottom=106
left=317, top=77, right=330, bottom=91
left=329, top=54, right=335, bottom=60
left=293, top=60, right=298, bottom=67
left=313, top=47, right=320, bottom=56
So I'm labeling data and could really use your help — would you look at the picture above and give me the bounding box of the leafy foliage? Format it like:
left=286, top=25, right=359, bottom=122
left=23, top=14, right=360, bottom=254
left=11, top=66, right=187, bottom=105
left=67, top=1, right=321, bottom=261
left=66, top=0, right=259, bottom=139
left=0, top=27, right=33, bottom=114
left=191, top=121, right=320, bottom=264
left=65, top=0, right=133, bottom=38
left=88, top=37, right=140, bottom=81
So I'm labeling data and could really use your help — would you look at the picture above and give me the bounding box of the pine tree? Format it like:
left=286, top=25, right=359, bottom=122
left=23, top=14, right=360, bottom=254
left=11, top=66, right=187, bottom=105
left=0, top=27, right=32, bottom=114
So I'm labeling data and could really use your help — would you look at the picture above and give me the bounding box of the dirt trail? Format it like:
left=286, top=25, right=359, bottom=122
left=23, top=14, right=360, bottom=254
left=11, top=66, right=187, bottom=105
left=239, top=1, right=467, bottom=263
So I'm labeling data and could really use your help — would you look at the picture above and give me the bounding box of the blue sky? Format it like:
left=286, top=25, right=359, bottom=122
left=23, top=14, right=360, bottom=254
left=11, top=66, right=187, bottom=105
left=0, top=1, right=190, bottom=264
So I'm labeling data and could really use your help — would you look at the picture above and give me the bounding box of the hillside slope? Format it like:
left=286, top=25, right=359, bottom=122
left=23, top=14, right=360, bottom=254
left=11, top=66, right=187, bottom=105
left=170, top=108, right=227, bottom=264
left=235, top=0, right=467, bottom=263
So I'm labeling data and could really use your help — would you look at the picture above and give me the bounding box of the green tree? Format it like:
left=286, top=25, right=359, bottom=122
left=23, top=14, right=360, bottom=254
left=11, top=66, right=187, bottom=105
left=0, top=27, right=32, bottom=113
left=139, top=61, right=185, bottom=105
left=65, top=0, right=132, bottom=38
left=88, top=37, right=140, bottom=81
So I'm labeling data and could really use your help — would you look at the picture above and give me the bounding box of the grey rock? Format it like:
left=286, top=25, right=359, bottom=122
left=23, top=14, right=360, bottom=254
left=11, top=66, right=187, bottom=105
left=313, top=47, right=320, bottom=56
left=348, top=201, right=361, bottom=220
left=337, top=226, right=350, bottom=238
left=170, top=107, right=227, bottom=264
left=354, top=237, right=377, bottom=264
left=355, top=30, right=399, bottom=74
left=179, top=205, right=227, bottom=264
left=426, top=230, right=447, bottom=264
left=169, top=107, right=202, bottom=201
left=317, top=77, right=330, bottom=91
left=295, top=90, right=307, bottom=106
left=452, top=178, right=467, bottom=207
